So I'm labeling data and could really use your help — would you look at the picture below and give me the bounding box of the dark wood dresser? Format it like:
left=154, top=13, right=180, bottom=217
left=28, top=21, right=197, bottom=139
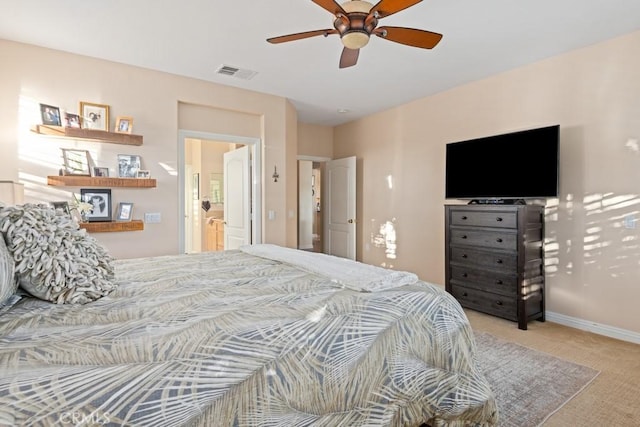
left=445, top=204, right=545, bottom=330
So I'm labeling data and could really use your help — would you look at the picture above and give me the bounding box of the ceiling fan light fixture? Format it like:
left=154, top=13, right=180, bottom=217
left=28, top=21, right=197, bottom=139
left=341, top=0, right=373, bottom=14
left=341, top=31, right=370, bottom=49
left=267, top=0, right=441, bottom=68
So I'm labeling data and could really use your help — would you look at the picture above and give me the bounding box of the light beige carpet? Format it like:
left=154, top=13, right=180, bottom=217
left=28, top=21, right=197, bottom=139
left=475, top=332, right=599, bottom=427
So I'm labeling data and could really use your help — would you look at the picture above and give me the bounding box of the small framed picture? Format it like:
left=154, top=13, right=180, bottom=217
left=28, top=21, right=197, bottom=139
left=80, top=189, right=112, bottom=222
left=63, top=112, right=81, bottom=128
left=50, top=201, right=71, bottom=216
left=117, top=154, right=141, bottom=178
left=62, top=149, right=92, bottom=176
left=115, top=116, right=133, bottom=134
left=40, top=104, right=61, bottom=126
left=136, top=170, right=150, bottom=178
left=115, top=202, right=134, bottom=222
left=93, top=167, right=109, bottom=177
left=80, top=101, right=110, bottom=131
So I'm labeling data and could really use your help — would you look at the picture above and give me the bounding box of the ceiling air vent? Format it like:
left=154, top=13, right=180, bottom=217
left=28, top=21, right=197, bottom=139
left=215, top=65, right=257, bottom=80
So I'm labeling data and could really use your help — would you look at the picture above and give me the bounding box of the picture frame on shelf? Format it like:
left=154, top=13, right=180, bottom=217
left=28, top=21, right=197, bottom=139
left=136, top=170, right=150, bottom=178
left=93, top=167, right=109, bottom=177
left=63, top=112, right=81, bottom=128
left=40, top=104, right=61, bottom=126
left=80, top=188, right=112, bottom=222
left=62, top=149, right=92, bottom=176
left=115, top=202, right=134, bottom=222
left=79, top=101, right=110, bottom=131
left=117, top=154, right=141, bottom=178
left=50, top=201, right=71, bottom=216
left=115, top=116, right=133, bottom=134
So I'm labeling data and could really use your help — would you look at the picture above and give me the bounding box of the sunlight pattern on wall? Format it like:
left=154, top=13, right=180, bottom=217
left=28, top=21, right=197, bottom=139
left=17, top=95, right=109, bottom=204
left=370, top=217, right=397, bottom=266
left=544, top=192, right=640, bottom=283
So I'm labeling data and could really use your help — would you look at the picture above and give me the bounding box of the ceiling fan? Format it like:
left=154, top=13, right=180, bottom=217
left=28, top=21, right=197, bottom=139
left=266, top=0, right=443, bottom=69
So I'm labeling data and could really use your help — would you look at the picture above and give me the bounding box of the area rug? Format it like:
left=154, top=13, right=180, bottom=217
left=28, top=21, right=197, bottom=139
left=474, top=332, right=600, bottom=427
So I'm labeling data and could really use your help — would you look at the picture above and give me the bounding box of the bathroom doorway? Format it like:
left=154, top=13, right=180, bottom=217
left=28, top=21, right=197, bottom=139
left=298, top=159, right=324, bottom=253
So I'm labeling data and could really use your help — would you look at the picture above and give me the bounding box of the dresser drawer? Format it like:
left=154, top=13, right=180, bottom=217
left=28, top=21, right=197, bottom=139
left=450, top=210, right=517, bottom=228
left=450, top=228, right=517, bottom=250
left=450, top=266, right=517, bottom=296
left=450, top=247, right=517, bottom=271
left=450, top=285, right=517, bottom=321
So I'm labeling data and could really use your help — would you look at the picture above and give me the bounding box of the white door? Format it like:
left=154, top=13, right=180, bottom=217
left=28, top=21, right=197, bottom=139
left=224, top=145, right=251, bottom=249
left=324, top=156, right=356, bottom=260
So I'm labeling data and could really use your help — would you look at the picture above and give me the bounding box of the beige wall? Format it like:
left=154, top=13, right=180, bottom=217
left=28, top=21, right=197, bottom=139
left=334, top=30, right=640, bottom=335
left=1, top=39, right=298, bottom=257
left=298, top=123, right=334, bottom=159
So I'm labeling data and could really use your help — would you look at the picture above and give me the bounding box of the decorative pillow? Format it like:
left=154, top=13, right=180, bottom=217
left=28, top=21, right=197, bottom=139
left=0, top=229, right=17, bottom=306
left=0, top=203, right=116, bottom=304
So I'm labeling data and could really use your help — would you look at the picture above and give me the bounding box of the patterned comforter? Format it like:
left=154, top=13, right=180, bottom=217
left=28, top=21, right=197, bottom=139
left=0, top=245, right=497, bottom=426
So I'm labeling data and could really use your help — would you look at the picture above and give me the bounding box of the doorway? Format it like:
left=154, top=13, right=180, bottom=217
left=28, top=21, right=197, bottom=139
left=178, top=130, right=262, bottom=254
left=298, top=160, right=324, bottom=253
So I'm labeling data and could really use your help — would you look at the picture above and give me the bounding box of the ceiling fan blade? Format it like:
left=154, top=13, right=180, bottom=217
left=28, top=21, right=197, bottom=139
left=312, top=0, right=347, bottom=16
left=374, top=26, right=442, bottom=49
left=370, top=0, right=422, bottom=18
left=267, top=29, right=338, bottom=44
left=339, top=47, right=359, bottom=68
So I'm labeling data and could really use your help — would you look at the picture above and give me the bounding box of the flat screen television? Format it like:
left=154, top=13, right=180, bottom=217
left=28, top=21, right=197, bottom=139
left=445, top=125, right=559, bottom=202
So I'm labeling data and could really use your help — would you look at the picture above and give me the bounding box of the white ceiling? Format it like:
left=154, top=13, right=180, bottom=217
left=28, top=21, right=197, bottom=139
left=2, top=0, right=640, bottom=126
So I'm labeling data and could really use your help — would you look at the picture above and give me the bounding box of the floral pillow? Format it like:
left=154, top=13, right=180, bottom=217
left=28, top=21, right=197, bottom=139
left=0, top=203, right=116, bottom=304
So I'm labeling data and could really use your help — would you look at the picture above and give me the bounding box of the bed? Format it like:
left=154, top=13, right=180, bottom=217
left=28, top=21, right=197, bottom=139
left=0, top=207, right=497, bottom=426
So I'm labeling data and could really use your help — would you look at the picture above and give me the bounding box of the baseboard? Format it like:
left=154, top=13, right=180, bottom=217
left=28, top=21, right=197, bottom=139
left=546, top=311, right=640, bottom=345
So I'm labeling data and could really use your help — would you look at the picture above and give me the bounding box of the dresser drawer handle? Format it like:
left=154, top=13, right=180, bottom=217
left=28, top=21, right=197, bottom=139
left=496, top=300, right=503, bottom=306
left=496, top=259, right=503, bottom=264
left=496, top=217, right=503, bottom=222
left=462, top=254, right=468, bottom=258
left=461, top=216, right=468, bottom=220
left=462, top=292, right=468, bottom=297
left=496, top=238, right=503, bottom=243
left=462, top=273, right=468, bottom=278
left=495, top=279, right=503, bottom=285
left=461, top=235, right=468, bottom=239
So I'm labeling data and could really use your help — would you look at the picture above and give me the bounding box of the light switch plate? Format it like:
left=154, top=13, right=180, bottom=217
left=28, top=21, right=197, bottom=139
left=144, top=212, right=161, bottom=223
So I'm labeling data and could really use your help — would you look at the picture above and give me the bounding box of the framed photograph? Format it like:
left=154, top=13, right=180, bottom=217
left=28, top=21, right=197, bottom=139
left=80, top=189, right=112, bottom=222
left=117, top=154, right=141, bottom=178
left=115, top=202, right=134, bottom=222
left=63, top=112, right=81, bottom=128
left=80, top=101, right=110, bottom=131
left=40, top=104, right=61, bottom=126
left=115, top=116, right=133, bottom=134
left=93, top=167, right=109, bottom=177
left=136, top=169, right=150, bottom=178
left=62, top=149, right=92, bottom=176
left=50, top=201, right=71, bottom=216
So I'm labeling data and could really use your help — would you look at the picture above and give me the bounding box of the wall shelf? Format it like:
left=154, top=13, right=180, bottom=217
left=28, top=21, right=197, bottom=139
left=47, top=176, right=156, bottom=188
left=80, top=220, right=144, bottom=233
left=32, top=125, right=143, bottom=146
